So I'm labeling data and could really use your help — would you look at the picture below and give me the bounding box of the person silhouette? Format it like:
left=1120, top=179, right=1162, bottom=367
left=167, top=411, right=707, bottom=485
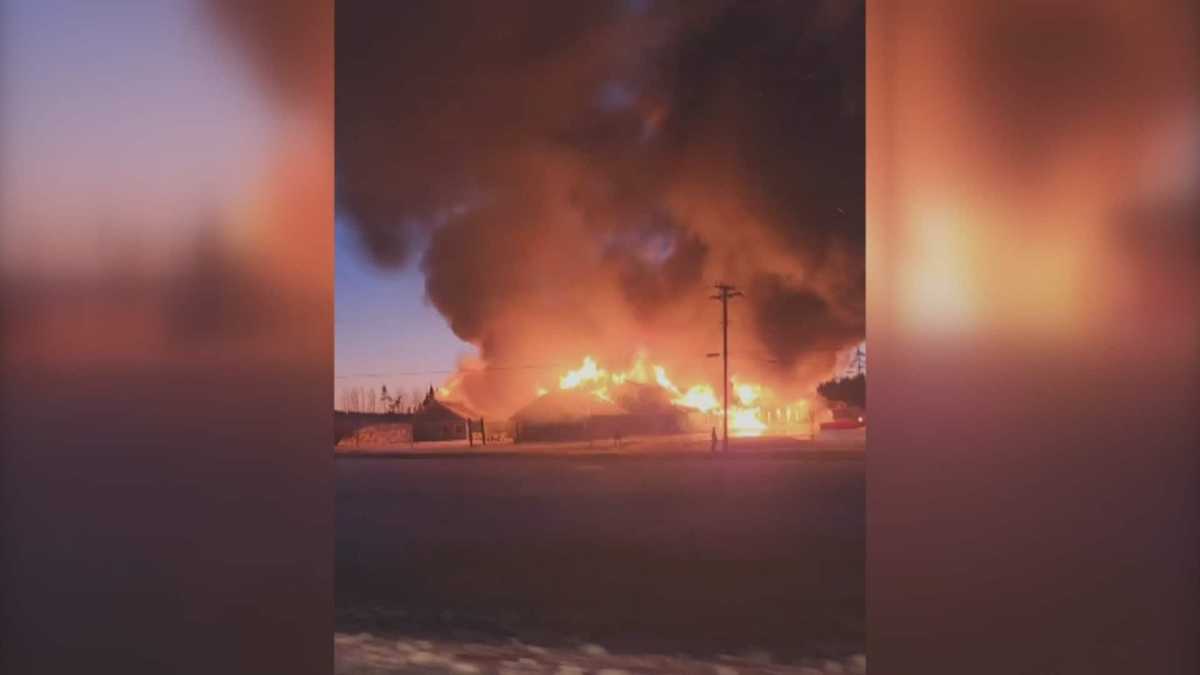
left=711, top=427, right=718, bottom=453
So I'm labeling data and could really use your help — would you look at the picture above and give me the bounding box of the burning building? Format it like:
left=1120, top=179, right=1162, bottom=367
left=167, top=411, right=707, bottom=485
left=506, top=355, right=811, bottom=443
left=511, top=379, right=704, bottom=443
left=336, top=2, right=866, bottom=418
left=512, top=390, right=644, bottom=442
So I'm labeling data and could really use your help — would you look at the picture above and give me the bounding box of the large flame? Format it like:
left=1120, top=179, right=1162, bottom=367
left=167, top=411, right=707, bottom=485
left=734, top=381, right=761, bottom=405
left=730, top=406, right=768, bottom=436
left=674, top=384, right=718, bottom=413
left=559, top=356, right=606, bottom=390
left=653, top=365, right=681, bottom=395
left=533, top=354, right=810, bottom=437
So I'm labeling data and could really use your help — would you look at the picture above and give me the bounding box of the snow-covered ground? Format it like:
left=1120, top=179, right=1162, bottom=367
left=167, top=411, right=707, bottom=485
left=335, top=633, right=866, bottom=675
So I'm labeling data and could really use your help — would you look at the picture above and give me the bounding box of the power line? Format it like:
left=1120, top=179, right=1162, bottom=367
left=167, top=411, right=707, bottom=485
left=336, top=364, right=554, bottom=379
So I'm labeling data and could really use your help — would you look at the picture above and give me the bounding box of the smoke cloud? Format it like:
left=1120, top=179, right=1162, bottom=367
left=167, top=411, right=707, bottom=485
left=337, top=0, right=865, bottom=415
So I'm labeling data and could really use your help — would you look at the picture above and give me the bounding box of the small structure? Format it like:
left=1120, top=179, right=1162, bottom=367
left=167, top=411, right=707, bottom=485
left=412, top=387, right=479, bottom=442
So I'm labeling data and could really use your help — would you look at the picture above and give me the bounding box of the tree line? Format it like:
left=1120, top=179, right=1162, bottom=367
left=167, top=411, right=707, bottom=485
left=338, top=385, right=426, bottom=414
left=817, top=373, right=865, bottom=408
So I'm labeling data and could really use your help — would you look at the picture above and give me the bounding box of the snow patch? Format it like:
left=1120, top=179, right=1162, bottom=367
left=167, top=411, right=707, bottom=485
left=336, top=632, right=865, bottom=674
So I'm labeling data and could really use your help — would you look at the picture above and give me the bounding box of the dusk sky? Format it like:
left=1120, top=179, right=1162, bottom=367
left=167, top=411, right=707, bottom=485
left=335, top=215, right=473, bottom=399
left=335, top=0, right=865, bottom=416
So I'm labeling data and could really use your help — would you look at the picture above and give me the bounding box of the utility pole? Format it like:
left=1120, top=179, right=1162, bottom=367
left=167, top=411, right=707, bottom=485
left=711, top=283, right=743, bottom=452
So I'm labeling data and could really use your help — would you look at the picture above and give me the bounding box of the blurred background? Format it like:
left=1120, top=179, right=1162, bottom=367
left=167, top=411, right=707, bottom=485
left=868, top=1, right=1197, bottom=674
left=1, top=2, right=332, bottom=674
left=2, top=0, right=330, bottom=368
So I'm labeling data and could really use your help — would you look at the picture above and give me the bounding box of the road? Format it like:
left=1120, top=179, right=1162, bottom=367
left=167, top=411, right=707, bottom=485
left=335, top=431, right=865, bottom=457
left=336, top=441, right=864, bottom=662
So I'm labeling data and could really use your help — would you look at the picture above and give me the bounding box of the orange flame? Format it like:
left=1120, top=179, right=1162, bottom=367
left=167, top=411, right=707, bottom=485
left=545, top=355, right=808, bottom=437
left=734, top=381, right=761, bottom=405
left=673, top=384, right=718, bottom=412
left=559, top=356, right=606, bottom=390
left=729, top=406, right=767, bottom=436
left=653, top=365, right=681, bottom=395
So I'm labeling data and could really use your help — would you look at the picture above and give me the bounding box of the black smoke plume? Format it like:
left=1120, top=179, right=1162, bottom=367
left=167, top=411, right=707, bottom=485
left=336, top=0, right=864, bottom=414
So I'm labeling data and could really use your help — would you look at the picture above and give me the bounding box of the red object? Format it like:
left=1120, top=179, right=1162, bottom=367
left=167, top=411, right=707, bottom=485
left=820, top=419, right=864, bottom=430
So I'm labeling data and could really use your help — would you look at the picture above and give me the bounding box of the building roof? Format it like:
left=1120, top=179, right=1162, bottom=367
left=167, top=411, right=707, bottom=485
left=416, top=398, right=479, bottom=421
left=610, top=381, right=678, bottom=415
left=512, top=389, right=627, bottom=424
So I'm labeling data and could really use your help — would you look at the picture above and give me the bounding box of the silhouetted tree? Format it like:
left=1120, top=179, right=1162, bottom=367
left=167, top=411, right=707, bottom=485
left=386, top=387, right=408, bottom=414
left=340, top=386, right=367, bottom=412
left=817, top=373, right=865, bottom=408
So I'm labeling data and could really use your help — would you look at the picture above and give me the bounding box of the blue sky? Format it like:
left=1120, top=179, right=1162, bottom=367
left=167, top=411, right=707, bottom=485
left=335, top=217, right=473, bottom=401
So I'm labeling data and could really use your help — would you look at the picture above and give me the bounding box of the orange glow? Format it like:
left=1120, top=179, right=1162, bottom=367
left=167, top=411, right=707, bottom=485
left=734, top=381, right=761, bottom=405
left=624, top=355, right=651, bottom=384
left=544, top=355, right=804, bottom=438
left=653, top=365, right=681, bottom=395
left=899, top=207, right=979, bottom=333
left=673, top=384, right=719, bottom=413
left=559, top=356, right=606, bottom=390
left=729, top=407, right=767, bottom=436
left=435, top=376, right=462, bottom=400
left=553, top=356, right=781, bottom=424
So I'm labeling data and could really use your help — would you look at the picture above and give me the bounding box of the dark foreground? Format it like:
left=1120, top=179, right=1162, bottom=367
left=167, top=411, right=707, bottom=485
left=336, top=446, right=864, bottom=664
